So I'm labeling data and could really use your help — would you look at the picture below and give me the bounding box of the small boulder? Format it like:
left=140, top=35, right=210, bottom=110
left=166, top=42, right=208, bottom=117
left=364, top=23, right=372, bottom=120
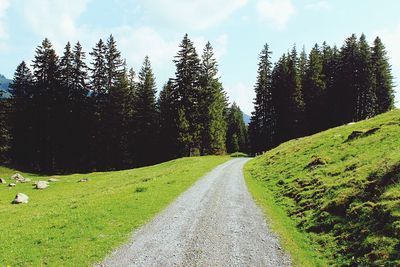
left=78, top=178, right=89, bottom=183
left=9, top=183, right=16, bottom=187
left=0, top=178, right=6, bottom=184
left=12, top=193, right=29, bottom=204
left=20, top=178, right=32, bottom=183
left=35, top=181, right=49, bottom=190
left=48, top=178, right=59, bottom=182
left=11, top=173, right=25, bottom=182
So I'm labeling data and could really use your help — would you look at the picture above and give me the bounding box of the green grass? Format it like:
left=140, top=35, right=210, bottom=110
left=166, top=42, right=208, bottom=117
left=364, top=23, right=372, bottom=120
left=245, top=109, right=400, bottom=266
left=230, top=152, right=248, bottom=157
left=0, top=156, right=230, bottom=266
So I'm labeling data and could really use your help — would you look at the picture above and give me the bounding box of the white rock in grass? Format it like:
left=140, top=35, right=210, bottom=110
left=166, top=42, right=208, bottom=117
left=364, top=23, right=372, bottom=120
left=78, top=178, right=89, bottom=183
left=21, top=178, right=31, bottom=183
left=11, top=173, right=25, bottom=182
left=35, top=181, right=49, bottom=189
left=9, top=183, right=16, bottom=187
left=12, top=193, right=29, bottom=204
left=0, top=178, right=6, bottom=184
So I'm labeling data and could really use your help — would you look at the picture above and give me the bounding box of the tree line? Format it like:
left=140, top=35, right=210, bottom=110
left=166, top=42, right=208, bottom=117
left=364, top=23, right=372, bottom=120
left=249, top=33, right=394, bottom=155
left=0, top=34, right=247, bottom=173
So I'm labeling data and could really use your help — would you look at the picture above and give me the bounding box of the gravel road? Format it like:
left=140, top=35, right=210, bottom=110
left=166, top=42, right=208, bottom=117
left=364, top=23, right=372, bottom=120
left=98, top=158, right=291, bottom=267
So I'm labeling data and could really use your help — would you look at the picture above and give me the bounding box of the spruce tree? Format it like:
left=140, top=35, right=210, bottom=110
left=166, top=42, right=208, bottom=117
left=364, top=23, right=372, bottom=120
left=173, top=34, right=201, bottom=156
left=272, top=47, right=305, bottom=144
left=337, top=34, right=360, bottom=124
left=248, top=43, right=275, bottom=154
left=133, top=56, right=158, bottom=166
left=9, top=62, right=34, bottom=167
left=31, top=38, right=61, bottom=171
left=371, top=36, right=394, bottom=114
left=158, top=80, right=179, bottom=161
left=303, top=44, right=327, bottom=134
left=226, top=103, right=248, bottom=153
left=199, top=42, right=228, bottom=155
left=356, top=34, right=376, bottom=120
left=105, top=34, right=124, bottom=90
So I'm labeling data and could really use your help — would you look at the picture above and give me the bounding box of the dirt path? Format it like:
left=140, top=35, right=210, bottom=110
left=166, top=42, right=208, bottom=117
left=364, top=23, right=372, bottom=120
left=98, top=158, right=291, bottom=267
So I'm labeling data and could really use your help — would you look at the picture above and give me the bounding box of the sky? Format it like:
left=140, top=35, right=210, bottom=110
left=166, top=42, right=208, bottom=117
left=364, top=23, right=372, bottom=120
left=0, top=0, right=399, bottom=114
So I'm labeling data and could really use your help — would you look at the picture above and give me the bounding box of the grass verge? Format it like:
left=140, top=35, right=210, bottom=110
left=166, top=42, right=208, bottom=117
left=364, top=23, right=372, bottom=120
left=0, top=156, right=230, bottom=266
left=244, top=109, right=400, bottom=266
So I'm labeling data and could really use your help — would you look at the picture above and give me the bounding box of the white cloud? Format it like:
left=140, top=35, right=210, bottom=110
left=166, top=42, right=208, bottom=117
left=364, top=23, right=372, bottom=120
left=0, top=0, right=10, bottom=50
left=376, top=24, right=400, bottom=105
left=138, top=0, right=248, bottom=30
left=256, top=0, right=295, bottom=30
left=304, top=1, right=331, bottom=11
left=116, top=26, right=178, bottom=71
left=20, top=0, right=92, bottom=50
left=225, top=82, right=254, bottom=114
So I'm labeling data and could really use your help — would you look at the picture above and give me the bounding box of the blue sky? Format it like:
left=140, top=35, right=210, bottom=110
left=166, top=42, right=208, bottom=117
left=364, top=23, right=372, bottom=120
left=0, top=0, right=399, bottom=114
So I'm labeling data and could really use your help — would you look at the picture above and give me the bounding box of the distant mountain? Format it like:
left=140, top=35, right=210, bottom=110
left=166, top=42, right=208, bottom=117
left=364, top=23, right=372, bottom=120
left=0, top=74, right=11, bottom=97
left=242, top=112, right=251, bottom=125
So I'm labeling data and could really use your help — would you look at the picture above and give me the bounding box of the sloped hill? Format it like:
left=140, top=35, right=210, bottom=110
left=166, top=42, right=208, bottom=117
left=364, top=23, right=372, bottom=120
left=245, top=109, right=400, bottom=266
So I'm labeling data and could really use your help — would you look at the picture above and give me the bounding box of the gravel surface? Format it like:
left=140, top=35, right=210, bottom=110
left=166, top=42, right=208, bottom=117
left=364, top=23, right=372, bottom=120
left=98, top=158, right=291, bottom=267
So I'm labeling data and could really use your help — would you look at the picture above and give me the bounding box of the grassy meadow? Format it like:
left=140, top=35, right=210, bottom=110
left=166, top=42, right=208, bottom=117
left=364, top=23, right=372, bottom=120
left=0, top=156, right=230, bottom=266
left=245, top=109, right=400, bottom=266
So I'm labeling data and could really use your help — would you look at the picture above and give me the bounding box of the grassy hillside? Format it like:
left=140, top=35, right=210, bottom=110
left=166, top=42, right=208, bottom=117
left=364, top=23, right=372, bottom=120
left=0, top=156, right=229, bottom=266
left=245, top=109, right=400, bottom=266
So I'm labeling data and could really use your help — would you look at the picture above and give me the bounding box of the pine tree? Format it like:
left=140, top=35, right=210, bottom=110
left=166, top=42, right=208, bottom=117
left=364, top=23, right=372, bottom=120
left=105, top=34, right=124, bottom=91
left=226, top=103, right=248, bottom=153
left=199, top=42, right=228, bottom=155
left=322, top=43, right=341, bottom=127
left=272, top=47, right=305, bottom=144
left=31, top=38, right=61, bottom=171
left=303, top=44, right=327, bottom=134
left=89, top=39, right=109, bottom=169
left=356, top=34, right=376, bottom=120
left=9, top=61, right=34, bottom=167
left=173, top=34, right=201, bottom=156
left=248, top=43, right=275, bottom=155
left=371, top=36, right=394, bottom=114
left=158, top=80, right=179, bottom=161
left=63, top=42, right=90, bottom=170
left=133, top=56, right=158, bottom=166
left=337, top=34, right=360, bottom=124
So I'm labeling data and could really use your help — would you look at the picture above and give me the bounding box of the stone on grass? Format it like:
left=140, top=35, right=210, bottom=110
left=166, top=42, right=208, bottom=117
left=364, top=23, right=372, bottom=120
left=12, top=193, right=29, bottom=204
left=0, top=178, right=6, bottom=184
left=78, top=178, right=89, bottom=183
left=21, top=178, right=32, bottom=183
left=48, top=178, right=59, bottom=182
left=11, top=173, right=25, bottom=182
left=9, top=183, right=16, bottom=187
left=35, top=181, right=49, bottom=189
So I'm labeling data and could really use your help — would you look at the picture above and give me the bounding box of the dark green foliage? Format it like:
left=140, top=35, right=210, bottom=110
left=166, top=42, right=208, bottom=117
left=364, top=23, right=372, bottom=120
left=158, top=80, right=179, bottom=160
left=250, top=34, right=394, bottom=156
left=199, top=42, right=228, bottom=155
left=226, top=103, right=248, bottom=153
left=133, top=56, right=158, bottom=165
left=272, top=47, right=305, bottom=144
left=173, top=34, right=202, bottom=156
left=371, top=37, right=394, bottom=114
left=9, top=61, right=33, bottom=168
left=302, top=44, right=327, bottom=134
left=248, top=43, right=276, bottom=154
